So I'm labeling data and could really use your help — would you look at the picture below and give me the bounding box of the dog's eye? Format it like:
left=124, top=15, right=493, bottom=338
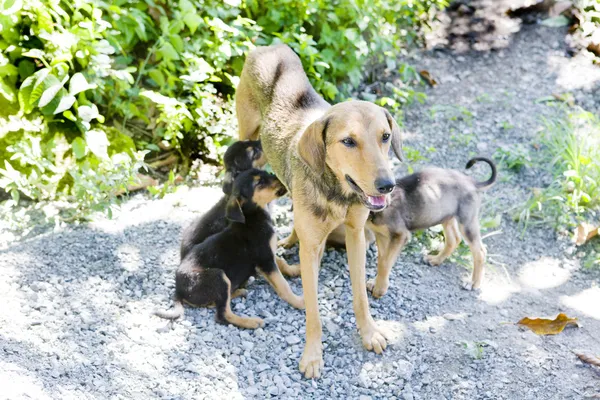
left=252, top=150, right=261, bottom=160
left=341, top=137, right=356, bottom=148
left=382, top=132, right=391, bottom=142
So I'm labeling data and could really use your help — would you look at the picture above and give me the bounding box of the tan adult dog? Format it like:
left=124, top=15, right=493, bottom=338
left=236, top=44, right=403, bottom=378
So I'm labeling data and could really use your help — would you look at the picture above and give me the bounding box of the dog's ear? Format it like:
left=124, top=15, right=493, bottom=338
left=225, top=196, right=245, bottom=223
left=298, top=117, right=328, bottom=173
left=384, top=109, right=404, bottom=162
left=222, top=171, right=234, bottom=195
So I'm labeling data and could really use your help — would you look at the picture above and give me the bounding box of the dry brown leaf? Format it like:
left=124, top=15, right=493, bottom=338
left=517, top=313, right=579, bottom=335
left=576, top=353, right=600, bottom=367
left=574, top=222, right=599, bottom=246
left=419, top=70, right=438, bottom=87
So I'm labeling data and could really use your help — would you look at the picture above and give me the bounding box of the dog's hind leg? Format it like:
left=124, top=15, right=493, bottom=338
left=459, top=220, right=486, bottom=290
left=367, top=230, right=408, bottom=298
left=212, top=270, right=265, bottom=329
left=236, top=73, right=261, bottom=141
left=426, top=218, right=461, bottom=266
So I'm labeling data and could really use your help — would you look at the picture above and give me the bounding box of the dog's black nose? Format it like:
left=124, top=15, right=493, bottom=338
left=375, top=178, right=395, bottom=194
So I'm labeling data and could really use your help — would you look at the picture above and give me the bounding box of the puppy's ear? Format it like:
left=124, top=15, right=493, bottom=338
left=222, top=171, right=234, bottom=195
left=384, top=109, right=404, bottom=161
left=225, top=197, right=245, bottom=223
left=298, top=117, right=329, bottom=173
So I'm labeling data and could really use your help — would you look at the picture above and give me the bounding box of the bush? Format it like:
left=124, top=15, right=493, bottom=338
left=1, top=0, right=447, bottom=220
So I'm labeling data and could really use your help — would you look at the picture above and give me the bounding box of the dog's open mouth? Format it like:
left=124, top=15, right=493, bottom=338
left=345, top=175, right=389, bottom=211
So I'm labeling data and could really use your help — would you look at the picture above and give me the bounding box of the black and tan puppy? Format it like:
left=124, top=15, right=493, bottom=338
left=180, top=140, right=268, bottom=260
left=154, top=169, right=304, bottom=328
left=237, top=44, right=403, bottom=378
left=366, top=157, right=497, bottom=298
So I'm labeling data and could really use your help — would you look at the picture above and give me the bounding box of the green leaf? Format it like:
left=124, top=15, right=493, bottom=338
left=0, top=79, right=16, bottom=102
left=69, top=72, right=97, bottom=96
left=156, top=42, right=179, bottom=62
left=169, top=35, right=184, bottom=53
left=78, top=104, right=100, bottom=123
left=540, top=15, right=570, bottom=27
left=183, top=13, right=202, bottom=34
left=71, top=137, right=87, bottom=159
left=1, top=0, right=23, bottom=15
left=148, top=69, right=165, bottom=87
left=22, top=49, right=46, bottom=60
left=38, top=80, right=63, bottom=108
left=53, top=93, right=76, bottom=114
left=18, top=74, right=36, bottom=113
left=63, top=110, right=77, bottom=121
left=84, top=129, right=109, bottom=160
left=17, top=60, right=35, bottom=80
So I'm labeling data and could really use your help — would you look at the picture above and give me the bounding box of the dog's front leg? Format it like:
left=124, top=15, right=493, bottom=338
left=295, top=209, right=335, bottom=379
left=346, top=205, right=388, bottom=353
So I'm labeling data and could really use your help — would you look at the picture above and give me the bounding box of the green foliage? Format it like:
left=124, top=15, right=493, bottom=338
left=493, top=144, right=532, bottom=173
left=1, top=0, right=447, bottom=220
left=519, top=107, right=600, bottom=230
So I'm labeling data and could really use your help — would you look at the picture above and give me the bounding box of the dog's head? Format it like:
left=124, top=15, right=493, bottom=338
left=297, top=100, right=403, bottom=211
left=225, top=169, right=287, bottom=223
left=222, top=140, right=267, bottom=195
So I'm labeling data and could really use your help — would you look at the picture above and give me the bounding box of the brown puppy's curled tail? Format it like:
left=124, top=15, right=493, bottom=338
left=466, top=157, right=497, bottom=190
left=153, top=299, right=184, bottom=320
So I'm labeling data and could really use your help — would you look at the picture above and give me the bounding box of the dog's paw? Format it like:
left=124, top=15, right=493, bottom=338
left=462, top=280, right=482, bottom=292
left=424, top=254, right=443, bottom=266
left=361, top=324, right=388, bottom=354
left=245, top=317, right=265, bottom=329
left=285, top=263, right=301, bottom=277
left=366, top=278, right=388, bottom=299
left=299, top=345, right=324, bottom=379
left=231, top=288, right=248, bottom=299
left=278, top=235, right=297, bottom=249
left=290, top=295, right=305, bottom=309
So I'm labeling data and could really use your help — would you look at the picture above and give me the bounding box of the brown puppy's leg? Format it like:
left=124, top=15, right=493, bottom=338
left=345, top=204, right=388, bottom=354
left=236, top=75, right=261, bottom=141
left=259, top=268, right=305, bottom=309
left=278, top=228, right=298, bottom=249
left=367, top=231, right=408, bottom=298
left=426, top=218, right=461, bottom=266
left=459, top=221, right=486, bottom=290
left=295, top=209, right=336, bottom=379
left=276, top=256, right=301, bottom=277
left=216, top=273, right=265, bottom=329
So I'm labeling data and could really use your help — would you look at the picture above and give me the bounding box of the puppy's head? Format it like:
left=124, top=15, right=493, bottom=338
left=222, top=140, right=266, bottom=195
left=225, top=169, right=287, bottom=223
left=297, top=100, right=403, bottom=211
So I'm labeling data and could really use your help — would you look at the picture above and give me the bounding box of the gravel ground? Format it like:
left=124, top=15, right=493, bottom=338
left=2, top=24, right=600, bottom=400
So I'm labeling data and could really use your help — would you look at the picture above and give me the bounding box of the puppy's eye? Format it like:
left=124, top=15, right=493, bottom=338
left=382, top=133, right=391, bottom=142
left=341, top=137, right=356, bottom=148
left=252, top=151, right=261, bottom=160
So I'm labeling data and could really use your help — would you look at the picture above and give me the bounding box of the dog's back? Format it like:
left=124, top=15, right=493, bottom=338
left=237, top=44, right=330, bottom=189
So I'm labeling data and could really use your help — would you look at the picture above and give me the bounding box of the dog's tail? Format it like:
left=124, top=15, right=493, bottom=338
left=466, top=157, right=497, bottom=190
left=153, top=298, right=184, bottom=320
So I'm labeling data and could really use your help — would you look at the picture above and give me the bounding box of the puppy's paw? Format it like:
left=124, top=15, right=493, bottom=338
left=366, top=278, right=388, bottom=299
left=424, top=254, right=443, bottom=266
left=284, top=263, right=301, bottom=277
left=361, top=324, right=388, bottom=354
left=290, top=295, right=305, bottom=310
left=299, top=345, right=324, bottom=379
left=245, top=317, right=265, bottom=329
left=278, top=235, right=297, bottom=249
left=231, top=288, right=248, bottom=299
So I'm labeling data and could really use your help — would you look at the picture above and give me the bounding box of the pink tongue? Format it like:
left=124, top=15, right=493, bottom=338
left=367, top=195, right=386, bottom=207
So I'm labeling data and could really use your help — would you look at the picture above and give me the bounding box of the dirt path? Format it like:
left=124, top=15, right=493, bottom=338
left=1, top=24, right=599, bottom=400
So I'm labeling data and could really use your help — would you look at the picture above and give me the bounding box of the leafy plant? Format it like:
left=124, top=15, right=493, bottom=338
left=493, top=144, right=532, bottom=173
left=519, top=107, right=600, bottom=230
left=1, top=0, right=448, bottom=221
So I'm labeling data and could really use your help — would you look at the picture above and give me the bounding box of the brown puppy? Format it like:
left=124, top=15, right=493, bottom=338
left=236, top=44, right=403, bottom=378
left=366, top=157, right=497, bottom=297
left=154, top=169, right=304, bottom=328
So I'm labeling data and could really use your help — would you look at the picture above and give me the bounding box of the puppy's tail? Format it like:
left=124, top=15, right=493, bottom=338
left=466, top=157, right=497, bottom=190
left=153, top=298, right=184, bottom=320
